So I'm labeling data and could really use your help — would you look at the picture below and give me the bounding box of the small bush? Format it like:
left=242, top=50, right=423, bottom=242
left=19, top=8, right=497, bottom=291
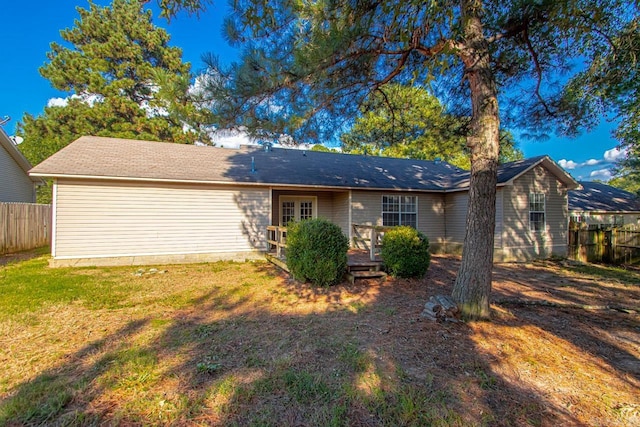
left=286, top=219, right=349, bottom=286
left=381, top=226, right=431, bottom=278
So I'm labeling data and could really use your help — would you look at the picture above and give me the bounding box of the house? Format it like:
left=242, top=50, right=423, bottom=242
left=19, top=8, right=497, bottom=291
left=29, top=136, right=579, bottom=267
left=569, top=181, right=640, bottom=227
left=0, top=126, right=41, bottom=202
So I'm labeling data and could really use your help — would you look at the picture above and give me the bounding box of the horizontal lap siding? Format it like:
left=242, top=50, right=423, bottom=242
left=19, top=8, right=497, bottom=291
left=331, top=192, right=350, bottom=238
left=444, top=192, right=468, bottom=249
left=501, top=165, right=568, bottom=260
left=54, top=180, right=270, bottom=258
left=573, top=212, right=640, bottom=226
left=444, top=189, right=502, bottom=251
left=495, top=189, right=503, bottom=249
left=350, top=191, right=446, bottom=243
left=0, top=147, right=35, bottom=203
left=271, top=189, right=336, bottom=225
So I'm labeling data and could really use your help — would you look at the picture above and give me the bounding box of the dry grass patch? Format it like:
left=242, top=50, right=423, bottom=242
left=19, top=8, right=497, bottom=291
left=0, top=254, right=638, bottom=426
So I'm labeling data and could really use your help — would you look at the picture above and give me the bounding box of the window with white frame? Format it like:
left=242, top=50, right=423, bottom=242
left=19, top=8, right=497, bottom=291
left=382, top=195, right=417, bottom=228
left=529, top=193, right=545, bottom=231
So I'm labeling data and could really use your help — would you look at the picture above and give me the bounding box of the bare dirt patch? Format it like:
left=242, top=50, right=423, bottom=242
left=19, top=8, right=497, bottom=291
left=1, top=255, right=638, bottom=426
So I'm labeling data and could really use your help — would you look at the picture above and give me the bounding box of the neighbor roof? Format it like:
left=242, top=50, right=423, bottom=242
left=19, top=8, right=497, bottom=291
left=0, top=127, right=43, bottom=184
left=30, top=136, right=577, bottom=192
left=569, top=181, right=640, bottom=213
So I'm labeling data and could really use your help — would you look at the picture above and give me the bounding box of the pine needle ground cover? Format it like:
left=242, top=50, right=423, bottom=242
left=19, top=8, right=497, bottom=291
left=0, top=254, right=638, bottom=426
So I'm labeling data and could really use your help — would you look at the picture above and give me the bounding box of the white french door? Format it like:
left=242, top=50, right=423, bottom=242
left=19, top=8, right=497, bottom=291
left=280, top=196, right=317, bottom=226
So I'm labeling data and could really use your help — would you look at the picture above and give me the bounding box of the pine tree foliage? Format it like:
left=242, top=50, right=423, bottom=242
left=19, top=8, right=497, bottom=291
left=18, top=0, right=212, bottom=175
left=340, top=84, right=523, bottom=169
left=164, top=0, right=637, bottom=319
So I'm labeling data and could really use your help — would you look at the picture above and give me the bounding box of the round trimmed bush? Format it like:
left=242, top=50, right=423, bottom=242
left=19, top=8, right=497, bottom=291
left=381, top=226, right=431, bottom=278
left=286, top=218, right=349, bottom=286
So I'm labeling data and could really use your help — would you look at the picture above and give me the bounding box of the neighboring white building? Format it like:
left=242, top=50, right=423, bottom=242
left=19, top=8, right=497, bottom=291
left=569, top=181, right=640, bottom=227
left=0, top=127, right=41, bottom=202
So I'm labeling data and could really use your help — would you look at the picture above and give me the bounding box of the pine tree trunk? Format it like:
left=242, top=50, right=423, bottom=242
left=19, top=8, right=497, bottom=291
left=451, top=0, right=500, bottom=320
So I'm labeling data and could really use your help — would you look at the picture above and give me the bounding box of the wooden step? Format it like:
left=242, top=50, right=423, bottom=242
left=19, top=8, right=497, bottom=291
left=348, top=264, right=382, bottom=273
left=346, top=270, right=387, bottom=284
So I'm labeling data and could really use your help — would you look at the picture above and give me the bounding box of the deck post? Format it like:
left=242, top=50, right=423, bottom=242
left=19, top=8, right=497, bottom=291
left=370, top=227, right=376, bottom=261
left=277, top=228, right=282, bottom=258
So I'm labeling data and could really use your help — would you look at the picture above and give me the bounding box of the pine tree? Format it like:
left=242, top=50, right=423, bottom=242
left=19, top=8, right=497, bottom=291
left=18, top=0, right=212, bottom=201
left=162, top=0, right=638, bottom=319
left=340, top=84, right=523, bottom=169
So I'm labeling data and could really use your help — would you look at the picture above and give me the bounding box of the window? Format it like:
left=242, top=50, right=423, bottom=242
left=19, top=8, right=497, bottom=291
left=529, top=193, right=545, bottom=231
left=382, top=195, right=417, bottom=228
left=282, top=201, right=295, bottom=226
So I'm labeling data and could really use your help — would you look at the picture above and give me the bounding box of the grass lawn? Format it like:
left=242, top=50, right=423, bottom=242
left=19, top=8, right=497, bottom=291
left=0, top=253, right=638, bottom=426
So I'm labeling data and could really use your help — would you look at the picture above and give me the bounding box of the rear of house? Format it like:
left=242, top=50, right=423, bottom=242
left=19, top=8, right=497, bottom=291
left=52, top=179, right=270, bottom=266
left=31, top=136, right=578, bottom=267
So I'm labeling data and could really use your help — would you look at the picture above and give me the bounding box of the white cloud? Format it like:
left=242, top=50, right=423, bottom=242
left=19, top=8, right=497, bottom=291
left=589, top=168, right=613, bottom=180
left=47, top=97, right=69, bottom=107
left=46, top=93, right=103, bottom=108
left=604, top=146, right=627, bottom=163
left=10, top=136, right=24, bottom=145
left=584, top=158, right=600, bottom=166
left=558, top=159, right=578, bottom=170
left=208, top=127, right=258, bottom=148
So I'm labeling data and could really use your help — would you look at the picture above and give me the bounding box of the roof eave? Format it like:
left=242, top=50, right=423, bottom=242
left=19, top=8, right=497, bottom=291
left=29, top=172, right=448, bottom=193
left=503, top=156, right=580, bottom=189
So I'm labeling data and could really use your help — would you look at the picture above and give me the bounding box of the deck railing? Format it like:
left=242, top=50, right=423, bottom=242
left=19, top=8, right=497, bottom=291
left=266, top=225, right=287, bottom=259
left=351, top=224, right=394, bottom=261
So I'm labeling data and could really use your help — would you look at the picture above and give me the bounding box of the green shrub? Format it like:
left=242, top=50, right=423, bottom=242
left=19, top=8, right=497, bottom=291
left=286, top=219, right=349, bottom=286
left=381, top=226, right=431, bottom=278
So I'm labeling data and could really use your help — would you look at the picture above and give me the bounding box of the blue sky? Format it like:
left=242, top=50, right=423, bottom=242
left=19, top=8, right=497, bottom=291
left=0, top=1, right=625, bottom=181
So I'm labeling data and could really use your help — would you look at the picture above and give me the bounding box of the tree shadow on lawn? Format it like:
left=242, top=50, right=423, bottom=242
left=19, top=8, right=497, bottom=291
left=3, top=257, right=633, bottom=425
left=490, top=260, right=640, bottom=383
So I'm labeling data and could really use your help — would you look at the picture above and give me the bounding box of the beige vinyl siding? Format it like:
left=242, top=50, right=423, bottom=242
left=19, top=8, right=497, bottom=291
left=350, top=191, right=446, bottom=245
left=501, top=165, right=568, bottom=261
left=54, top=179, right=270, bottom=260
left=495, top=188, right=503, bottom=249
left=331, top=191, right=350, bottom=238
left=444, top=191, right=468, bottom=252
left=271, top=189, right=338, bottom=225
left=0, top=145, right=35, bottom=203
left=444, top=189, right=503, bottom=255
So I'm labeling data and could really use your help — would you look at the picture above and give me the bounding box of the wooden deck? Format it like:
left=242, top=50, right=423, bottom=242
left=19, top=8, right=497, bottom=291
left=265, top=225, right=387, bottom=283
left=266, top=249, right=386, bottom=283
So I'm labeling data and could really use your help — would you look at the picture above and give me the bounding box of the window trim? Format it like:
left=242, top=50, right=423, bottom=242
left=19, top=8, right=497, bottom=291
left=529, top=193, right=546, bottom=232
left=381, top=194, right=418, bottom=228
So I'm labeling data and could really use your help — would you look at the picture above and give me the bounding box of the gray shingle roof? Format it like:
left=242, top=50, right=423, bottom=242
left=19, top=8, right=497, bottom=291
left=30, top=136, right=578, bottom=192
left=569, top=181, right=640, bottom=212
left=30, top=136, right=467, bottom=191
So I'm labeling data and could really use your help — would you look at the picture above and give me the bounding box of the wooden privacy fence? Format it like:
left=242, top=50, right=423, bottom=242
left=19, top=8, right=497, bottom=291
left=568, top=223, right=640, bottom=264
left=1, top=203, right=51, bottom=254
